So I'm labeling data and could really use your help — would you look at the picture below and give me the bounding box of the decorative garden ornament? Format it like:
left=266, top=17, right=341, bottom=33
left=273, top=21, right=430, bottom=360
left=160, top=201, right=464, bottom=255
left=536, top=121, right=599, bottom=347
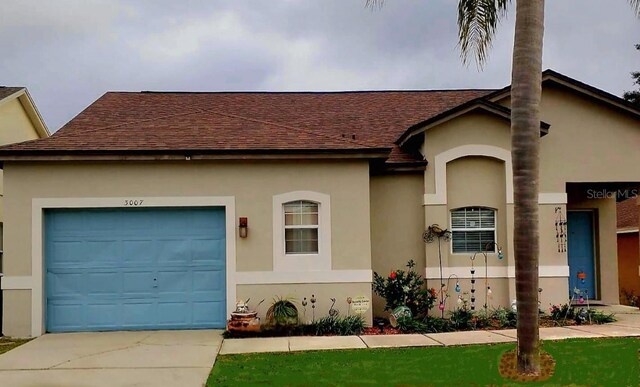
left=423, top=224, right=452, bottom=318
left=389, top=305, right=412, bottom=327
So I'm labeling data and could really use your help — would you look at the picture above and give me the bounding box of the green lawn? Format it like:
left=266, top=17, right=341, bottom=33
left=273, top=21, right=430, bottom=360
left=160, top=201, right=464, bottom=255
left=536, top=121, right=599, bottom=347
left=0, top=337, right=31, bottom=355
left=208, top=337, right=640, bottom=386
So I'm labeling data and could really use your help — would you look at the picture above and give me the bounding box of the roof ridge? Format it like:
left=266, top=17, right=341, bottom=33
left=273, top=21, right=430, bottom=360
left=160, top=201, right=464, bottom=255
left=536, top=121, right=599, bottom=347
left=107, top=89, right=499, bottom=95
left=195, top=107, right=378, bottom=149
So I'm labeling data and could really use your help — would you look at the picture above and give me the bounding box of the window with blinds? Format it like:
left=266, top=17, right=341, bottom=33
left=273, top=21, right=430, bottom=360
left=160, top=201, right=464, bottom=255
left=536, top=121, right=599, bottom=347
left=450, top=207, right=497, bottom=253
left=284, top=200, right=319, bottom=254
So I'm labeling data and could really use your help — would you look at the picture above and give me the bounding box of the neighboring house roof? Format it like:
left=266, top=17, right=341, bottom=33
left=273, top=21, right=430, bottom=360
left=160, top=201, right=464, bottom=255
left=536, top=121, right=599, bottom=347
left=0, top=86, right=50, bottom=138
left=0, top=89, right=492, bottom=165
left=617, top=197, right=639, bottom=233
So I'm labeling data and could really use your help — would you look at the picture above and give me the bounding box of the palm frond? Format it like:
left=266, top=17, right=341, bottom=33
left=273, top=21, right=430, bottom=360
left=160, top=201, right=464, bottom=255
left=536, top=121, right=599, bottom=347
left=457, top=0, right=510, bottom=68
left=631, top=0, right=640, bottom=17
left=365, top=0, right=384, bottom=10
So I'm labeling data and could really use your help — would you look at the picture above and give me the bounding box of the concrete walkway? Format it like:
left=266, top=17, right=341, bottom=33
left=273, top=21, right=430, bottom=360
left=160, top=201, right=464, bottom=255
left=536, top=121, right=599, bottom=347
left=0, top=330, right=224, bottom=387
left=220, top=305, right=640, bottom=355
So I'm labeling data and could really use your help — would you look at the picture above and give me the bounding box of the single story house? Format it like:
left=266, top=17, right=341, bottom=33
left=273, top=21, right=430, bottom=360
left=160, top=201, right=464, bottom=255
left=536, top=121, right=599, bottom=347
left=617, top=197, right=640, bottom=304
left=1, top=70, right=639, bottom=337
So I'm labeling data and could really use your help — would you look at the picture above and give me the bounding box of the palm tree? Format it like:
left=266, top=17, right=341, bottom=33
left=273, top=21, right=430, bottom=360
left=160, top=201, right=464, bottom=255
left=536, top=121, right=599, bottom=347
left=367, top=0, right=640, bottom=375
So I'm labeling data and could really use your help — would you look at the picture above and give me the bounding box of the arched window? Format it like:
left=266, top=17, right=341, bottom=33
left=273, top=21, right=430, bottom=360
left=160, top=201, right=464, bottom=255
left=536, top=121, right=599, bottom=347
left=450, top=207, right=496, bottom=253
left=283, top=200, right=319, bottom=254
left=273, top=191, right=331, bottom=271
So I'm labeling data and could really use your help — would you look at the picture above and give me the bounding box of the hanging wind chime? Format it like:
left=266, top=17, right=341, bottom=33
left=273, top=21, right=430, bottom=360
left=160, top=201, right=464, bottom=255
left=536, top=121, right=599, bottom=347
left=555, top=207, right=567, bottom=253
left=423, top=224, right=452, bottom=318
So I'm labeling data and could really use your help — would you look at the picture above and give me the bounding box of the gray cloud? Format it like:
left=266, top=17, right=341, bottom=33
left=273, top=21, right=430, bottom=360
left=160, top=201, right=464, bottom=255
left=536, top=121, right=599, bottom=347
left=1, top=0, right=638, bottom=131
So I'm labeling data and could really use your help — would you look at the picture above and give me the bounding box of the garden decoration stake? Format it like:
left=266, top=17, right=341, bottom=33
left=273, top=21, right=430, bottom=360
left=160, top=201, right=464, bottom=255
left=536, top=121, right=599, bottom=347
left=346, top=297, right=352, bottom=316
left=423, top=224, right=452, bottom=318
left=301, top=297, right=308, bottom=322
left=554, top=207, right=567, bottom=253
left=310, top=294, right=317, bottom=322
left=329, top=298, right=339, bottom=317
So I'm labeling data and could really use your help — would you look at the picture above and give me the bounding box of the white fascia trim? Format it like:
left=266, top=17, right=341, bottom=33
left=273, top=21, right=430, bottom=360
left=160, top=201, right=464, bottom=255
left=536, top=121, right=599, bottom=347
left=236, top=270, right=372, bottom=285
left=617, top=228, right=639, bottom=234
left=424, top=145, right=514, bottom=206
left=426, top=265, right=569, bottom=279
left=538, top=193, right=568, bottom=204
left=272, top=191, right=331, bottom=272
left=1, top=276, right=34, bottom=290
left=31, top=196, right=237, bottom=337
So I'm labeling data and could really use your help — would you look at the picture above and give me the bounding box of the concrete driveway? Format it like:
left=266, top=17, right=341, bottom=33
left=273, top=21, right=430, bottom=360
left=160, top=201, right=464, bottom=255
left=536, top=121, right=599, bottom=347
left=0, top=330, right=223, bottom=387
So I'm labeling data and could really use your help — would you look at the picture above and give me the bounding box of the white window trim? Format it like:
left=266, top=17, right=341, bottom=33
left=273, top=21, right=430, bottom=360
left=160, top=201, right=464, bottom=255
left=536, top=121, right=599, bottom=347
left=273, top=191, right=331, bottom=271
left=450, top=207, right=497, bottom=255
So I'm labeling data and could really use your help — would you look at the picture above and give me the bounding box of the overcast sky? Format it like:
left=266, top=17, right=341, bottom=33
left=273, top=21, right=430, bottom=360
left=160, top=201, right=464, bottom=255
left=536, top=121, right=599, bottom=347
left=1, top=0, right=638, bottom=131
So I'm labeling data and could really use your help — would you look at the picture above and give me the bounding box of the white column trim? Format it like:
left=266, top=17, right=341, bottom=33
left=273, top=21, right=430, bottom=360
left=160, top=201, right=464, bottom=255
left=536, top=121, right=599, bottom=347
left=426, top=265, right=570, bottom=279
left=30, top=196, right=236, bottom=337
left=1, top=276, right=34, bottom=290
left=236, top=270, right=372, bottom=285
left=424, top=144, right=513, bottom=206
left=538, top=193, right=568, bottom=204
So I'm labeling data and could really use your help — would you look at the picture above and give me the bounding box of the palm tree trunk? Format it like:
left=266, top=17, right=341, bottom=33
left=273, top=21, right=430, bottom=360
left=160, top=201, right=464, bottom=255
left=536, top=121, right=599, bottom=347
left=511, top=0, right=545, bottom=375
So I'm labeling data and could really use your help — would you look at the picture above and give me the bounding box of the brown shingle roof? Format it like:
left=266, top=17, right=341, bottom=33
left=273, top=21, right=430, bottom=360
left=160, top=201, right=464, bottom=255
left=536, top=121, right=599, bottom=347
left=618, top=198, right=639, bottom=230
left=0, top=89, right=493, bottom=163
left=0, top=86, right=24, bottom=101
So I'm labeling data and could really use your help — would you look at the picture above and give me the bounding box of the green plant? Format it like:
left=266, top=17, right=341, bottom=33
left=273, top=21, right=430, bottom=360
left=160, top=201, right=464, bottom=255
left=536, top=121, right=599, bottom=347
left=396, top=316, right=455, bottom=334
left=549, top=303, right=574, bottom=322
left=449, top=305, right=474, bottom=331
left=492, top=307, right=517, bottom=328
left=313, top=315, right=365, bottom=336
left=266, top=297, right=299, bottom=326
left=588, top=310, right=616, bottom=324
left=372, top=260, right=437, bottom=317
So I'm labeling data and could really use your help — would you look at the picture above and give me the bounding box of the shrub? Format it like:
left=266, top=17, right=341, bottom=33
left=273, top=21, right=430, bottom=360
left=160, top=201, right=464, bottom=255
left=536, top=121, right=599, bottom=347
left=312, top=315, right=365, bottom=336
left=449, top=306, right=474, bottom=331
left=266, top=297, right=299, bottom=326
left=372, top=260, right=437, bottom=317
left=549, top=303, right=574, bottom=321
left=621, top=288, right=639, bottom=307
left=396, top=316, right=454, bottom=334
left=492, top=307, right=517, bottom=328
left=588, top=309, right=616, bottom=324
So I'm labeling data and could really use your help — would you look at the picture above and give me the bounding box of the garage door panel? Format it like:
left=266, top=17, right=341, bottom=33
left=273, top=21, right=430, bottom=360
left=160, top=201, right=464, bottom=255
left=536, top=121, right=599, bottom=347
left=122, top=271, right=156, bottom=296
left=156, top=239, right=190, bottom=265
left=45, top=207, right=227, bottom=332
left=86, top=272, right=121, bottom=297
left=193, top=270, right=224, bottom=292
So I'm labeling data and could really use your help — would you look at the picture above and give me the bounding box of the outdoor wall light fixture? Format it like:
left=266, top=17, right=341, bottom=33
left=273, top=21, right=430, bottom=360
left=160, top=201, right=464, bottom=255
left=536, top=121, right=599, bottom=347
left=239, top=217, right=248, bottom=238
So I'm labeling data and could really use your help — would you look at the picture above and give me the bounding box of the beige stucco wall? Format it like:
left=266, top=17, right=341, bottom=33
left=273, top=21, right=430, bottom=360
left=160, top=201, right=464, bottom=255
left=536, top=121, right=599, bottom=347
left=237, top=283, right=372, bottom=325
left=0, top=98, right=41, bottom=225
left=369, top=173, right=425, bottom=317
left=500, top=85, right=640, bottom=192
left=2, top=160, right=373, bottom=336
left=0, top=99, right=40, bottom=146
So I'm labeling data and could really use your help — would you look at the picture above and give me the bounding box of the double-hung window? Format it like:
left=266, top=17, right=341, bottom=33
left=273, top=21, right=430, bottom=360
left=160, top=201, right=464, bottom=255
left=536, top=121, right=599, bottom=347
left=284, top=201, right=319, bottom=254
left=273, top=191, right=331, bottom=271
left=450, top=207, right=496, bottom=253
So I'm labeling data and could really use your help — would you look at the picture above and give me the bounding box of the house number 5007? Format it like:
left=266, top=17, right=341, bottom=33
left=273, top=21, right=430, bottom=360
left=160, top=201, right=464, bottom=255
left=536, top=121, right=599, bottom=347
left=124, top=200, right=144, bottom=206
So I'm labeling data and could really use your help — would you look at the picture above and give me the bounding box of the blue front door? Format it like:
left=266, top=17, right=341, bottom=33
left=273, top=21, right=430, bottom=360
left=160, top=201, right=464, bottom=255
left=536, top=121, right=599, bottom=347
left=45, top=207, right=226, bottom=332
left=567, top=211, right=597, bottom=299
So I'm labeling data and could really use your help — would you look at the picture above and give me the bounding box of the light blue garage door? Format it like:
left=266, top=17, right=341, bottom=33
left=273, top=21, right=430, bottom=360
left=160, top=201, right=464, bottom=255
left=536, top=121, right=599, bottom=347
left=45, top=207, right=226, bottom=333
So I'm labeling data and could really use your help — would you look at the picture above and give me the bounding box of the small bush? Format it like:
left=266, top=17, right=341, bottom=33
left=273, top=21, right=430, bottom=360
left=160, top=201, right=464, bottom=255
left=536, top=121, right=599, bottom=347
left=372, top=260, right=437, bottom=317
left=312, top=315, right=365, bottom=336
left=266, top=297, right=299, bottom=326
left=396, top=316, right=454, bottom=333
left=449, top=306, right=474, bottom=331
left=549, top=303, right=574, bottom=321
left=492, top=307, right=517, bottom=328
left=588, top=309, right=616, bottom=324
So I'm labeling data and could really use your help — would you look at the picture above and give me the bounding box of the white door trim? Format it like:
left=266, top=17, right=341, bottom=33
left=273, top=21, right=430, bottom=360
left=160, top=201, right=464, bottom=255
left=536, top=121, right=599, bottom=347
left=30, top=196, right=236, bottom=337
